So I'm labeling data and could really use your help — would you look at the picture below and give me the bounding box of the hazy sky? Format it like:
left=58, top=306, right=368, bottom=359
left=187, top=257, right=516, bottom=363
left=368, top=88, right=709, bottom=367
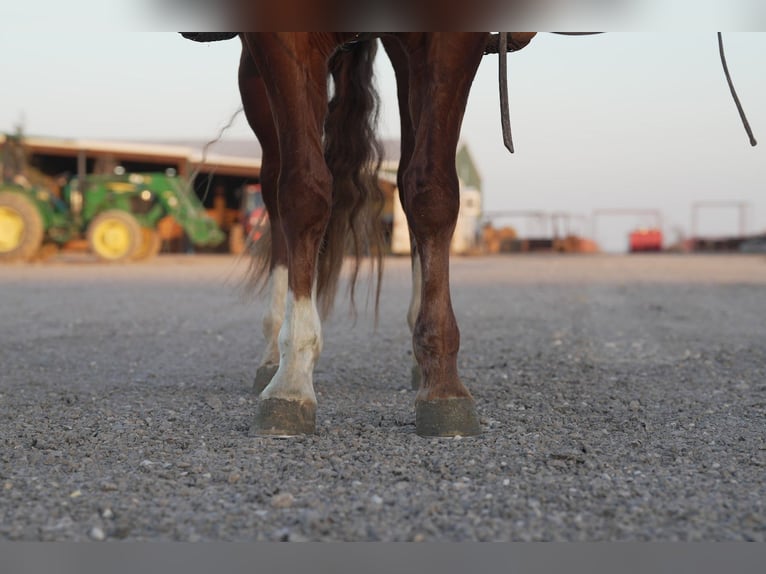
left=1, top=32, right=764, bottom=251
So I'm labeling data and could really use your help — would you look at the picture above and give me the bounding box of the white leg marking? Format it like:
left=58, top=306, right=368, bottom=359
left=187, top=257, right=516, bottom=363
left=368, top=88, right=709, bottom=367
left=260, top=287, right=322, bottom=404
left=259, top=265, right=287, bottom=368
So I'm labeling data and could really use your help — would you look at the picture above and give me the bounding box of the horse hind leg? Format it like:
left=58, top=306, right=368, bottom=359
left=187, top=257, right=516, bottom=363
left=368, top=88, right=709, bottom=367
left=238, top=38, right=287, bottom=394
left=254, top=167, right=329, bottom=436
left=255, top=282, right=323, bottom=435
left=382, top=36, right=423, bottom=391
left=401, top=33, right=487, bottom=437
left=406, top=186, right=480, bottom=437
left=246, top=34, right=331, bottom=436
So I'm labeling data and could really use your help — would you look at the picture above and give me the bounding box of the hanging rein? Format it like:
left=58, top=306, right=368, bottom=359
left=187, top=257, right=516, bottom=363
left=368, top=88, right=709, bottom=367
left=485, top=32, right=758, bottom=152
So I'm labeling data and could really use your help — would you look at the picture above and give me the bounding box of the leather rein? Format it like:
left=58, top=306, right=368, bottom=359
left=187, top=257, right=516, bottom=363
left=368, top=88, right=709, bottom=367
left=489, top=32, right=757, bottom=152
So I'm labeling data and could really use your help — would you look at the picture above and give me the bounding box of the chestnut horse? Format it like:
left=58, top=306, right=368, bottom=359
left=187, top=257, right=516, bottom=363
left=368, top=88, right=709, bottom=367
left=234, top=33, right=520, bottom=437
left=181, top=32, right=756, bottom=438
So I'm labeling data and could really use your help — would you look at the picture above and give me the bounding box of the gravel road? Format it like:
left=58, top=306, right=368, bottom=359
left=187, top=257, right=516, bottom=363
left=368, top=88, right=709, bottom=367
left=1, top=253, right=765, bottom=541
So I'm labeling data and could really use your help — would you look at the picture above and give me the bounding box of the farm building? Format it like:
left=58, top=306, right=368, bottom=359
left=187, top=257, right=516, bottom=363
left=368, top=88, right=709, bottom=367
left=1, top=133, right=483, bottom=254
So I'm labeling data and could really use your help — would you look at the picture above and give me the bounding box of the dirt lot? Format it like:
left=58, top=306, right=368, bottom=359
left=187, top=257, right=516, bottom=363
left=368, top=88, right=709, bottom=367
left=1, top=253, right=765, bottom=541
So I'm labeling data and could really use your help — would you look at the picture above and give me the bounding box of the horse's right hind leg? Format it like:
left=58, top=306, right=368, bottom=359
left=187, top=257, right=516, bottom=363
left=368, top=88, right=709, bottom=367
left=382, top=36, right=423, bottom=391
left=397, top=33, right=487, bottom=437
left=244, top=34, right=332, bottom=436
left=239, top=38, right=287, bottom=394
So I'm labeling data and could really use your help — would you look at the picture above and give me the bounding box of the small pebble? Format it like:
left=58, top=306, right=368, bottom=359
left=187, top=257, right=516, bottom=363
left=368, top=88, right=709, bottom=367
left=89, top=527, right=106, bottom=541
left=227, top=472, right=241, bottom=484
left=271, top=493, right=295, bottom=509
left=370, top=495, right=383, bottom=506
left=206, top=396, right=223, bottom=411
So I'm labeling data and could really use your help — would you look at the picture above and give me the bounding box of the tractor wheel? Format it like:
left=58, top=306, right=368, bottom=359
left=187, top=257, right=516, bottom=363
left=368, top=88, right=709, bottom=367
left=87, top=210, right=142, bottom=262
left=0, top=191, right=44, bottom=262
left=132, top=228, right=162, bottom=261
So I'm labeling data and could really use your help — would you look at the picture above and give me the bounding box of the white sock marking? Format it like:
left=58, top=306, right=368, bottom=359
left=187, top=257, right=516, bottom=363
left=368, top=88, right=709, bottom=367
left=259, top=265, right=287, bottom=368
left=261, top=287, right=322, bottom=404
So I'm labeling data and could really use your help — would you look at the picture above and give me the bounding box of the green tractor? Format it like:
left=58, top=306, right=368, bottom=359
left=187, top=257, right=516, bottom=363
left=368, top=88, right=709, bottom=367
left=0, top=171, right=225, bottom=262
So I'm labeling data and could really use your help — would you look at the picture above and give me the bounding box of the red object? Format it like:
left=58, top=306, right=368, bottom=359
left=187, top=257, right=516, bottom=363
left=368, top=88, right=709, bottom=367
left=247, top=206, right=266, bottom=241
left=629, top=228, right=663, bottom=252
left=240, top=184, right=268, bottom=241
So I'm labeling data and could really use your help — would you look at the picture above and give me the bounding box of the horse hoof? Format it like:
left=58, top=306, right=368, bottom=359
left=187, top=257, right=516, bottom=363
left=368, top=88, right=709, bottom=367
left=253, top=363, right=278, bottom=394
left=252, top=398, right=316, bottom=436
left=411, top=364, right=422, bottom=390
left=415, top=397, right=481, bottom=437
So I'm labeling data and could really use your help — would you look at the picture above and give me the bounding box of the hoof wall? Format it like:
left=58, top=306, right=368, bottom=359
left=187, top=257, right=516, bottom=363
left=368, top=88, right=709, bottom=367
left=252, top=398, right=316, bottom=436
left=253, top=363, right=278, bottom=394
left=416, top=397, right=481, bottom=437
left=411, top=364, right=422, bottom=390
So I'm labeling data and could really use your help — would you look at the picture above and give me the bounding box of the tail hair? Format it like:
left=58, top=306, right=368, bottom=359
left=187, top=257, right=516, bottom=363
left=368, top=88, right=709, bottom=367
left=248, top=40, right=385, bottom=319
left=318, top=40, right=385, bottom=318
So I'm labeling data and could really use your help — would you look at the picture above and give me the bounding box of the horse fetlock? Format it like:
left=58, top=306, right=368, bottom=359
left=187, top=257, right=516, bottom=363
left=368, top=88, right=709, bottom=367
left=260, top=366, right=317, bottom=402
left=411, top=350, right=461, bottom=394
left=415, top=374, right=472, bottom=401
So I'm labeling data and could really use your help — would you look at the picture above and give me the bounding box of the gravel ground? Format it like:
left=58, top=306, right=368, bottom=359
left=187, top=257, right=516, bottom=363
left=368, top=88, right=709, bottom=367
left=1, top=253, right=765, bottom=541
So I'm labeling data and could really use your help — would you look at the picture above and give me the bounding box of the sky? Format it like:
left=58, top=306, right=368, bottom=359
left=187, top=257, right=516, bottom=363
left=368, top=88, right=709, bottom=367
left=1, top=31, right=764, bottom=251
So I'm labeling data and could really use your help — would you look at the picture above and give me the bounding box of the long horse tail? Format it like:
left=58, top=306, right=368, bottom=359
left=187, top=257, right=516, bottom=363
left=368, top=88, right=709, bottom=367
left=317, top=40, right=385, bottom=318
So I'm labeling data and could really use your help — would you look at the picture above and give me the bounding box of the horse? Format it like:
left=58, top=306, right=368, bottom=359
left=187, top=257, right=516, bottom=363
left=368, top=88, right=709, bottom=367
left=180, top=32, right=759, bottom=439
left=215, top=32, right=529, bottom=438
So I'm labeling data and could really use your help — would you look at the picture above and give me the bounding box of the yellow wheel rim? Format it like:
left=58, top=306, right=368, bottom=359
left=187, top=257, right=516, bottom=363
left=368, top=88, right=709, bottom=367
left=91, top=219, right=132, bottom=259
left=0, top=206, right=25, bottom=253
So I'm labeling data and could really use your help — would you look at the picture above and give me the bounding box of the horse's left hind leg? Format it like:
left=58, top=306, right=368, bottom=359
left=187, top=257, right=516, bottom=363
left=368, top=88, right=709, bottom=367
left=244, top=34, right=331, bottom=436
left=239, top=41, right=288, bottom=394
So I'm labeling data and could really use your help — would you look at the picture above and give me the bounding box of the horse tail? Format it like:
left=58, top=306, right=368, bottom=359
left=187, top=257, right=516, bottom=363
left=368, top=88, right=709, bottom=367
left=317, top=40, right=385, bottom=318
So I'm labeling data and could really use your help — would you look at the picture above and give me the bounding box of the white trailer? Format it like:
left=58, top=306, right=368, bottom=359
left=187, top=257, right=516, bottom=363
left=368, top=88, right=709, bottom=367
left=391, top=184, right=482, bottom=255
